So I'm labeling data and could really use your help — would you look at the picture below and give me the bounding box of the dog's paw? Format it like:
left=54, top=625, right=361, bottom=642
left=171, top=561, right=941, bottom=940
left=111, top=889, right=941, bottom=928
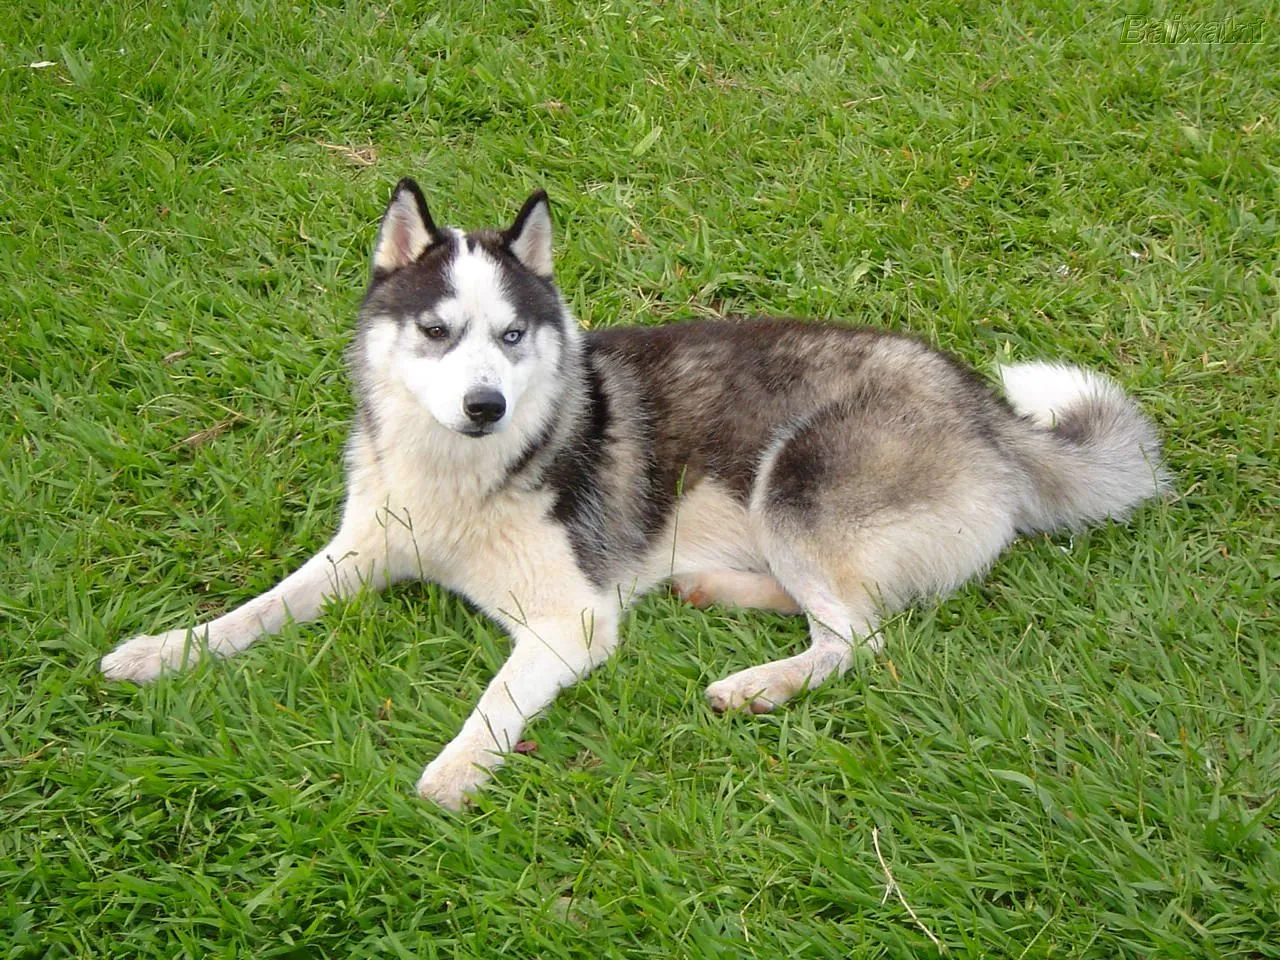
left=671, top=575, right=712, bottom=609
left=415, top=748, right=491, bottom=811
left=705, top=667, right=787, bottom=715
left=100, top=629, right=203, bottom=682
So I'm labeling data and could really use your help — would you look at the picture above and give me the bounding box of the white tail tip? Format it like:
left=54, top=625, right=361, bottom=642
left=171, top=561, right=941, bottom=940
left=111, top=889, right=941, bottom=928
left=997, top=362, right=1126, bottom=429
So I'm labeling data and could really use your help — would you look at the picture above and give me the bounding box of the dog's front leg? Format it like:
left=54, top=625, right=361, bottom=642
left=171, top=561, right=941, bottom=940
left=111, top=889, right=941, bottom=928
left=416, top=608, right=618, bottom=809
left=101, top=507, right=407, bottom=682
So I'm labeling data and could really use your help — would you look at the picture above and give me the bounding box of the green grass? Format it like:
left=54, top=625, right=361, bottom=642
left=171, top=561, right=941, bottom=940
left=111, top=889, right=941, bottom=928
left=2, top=0, right=1278, bottom=956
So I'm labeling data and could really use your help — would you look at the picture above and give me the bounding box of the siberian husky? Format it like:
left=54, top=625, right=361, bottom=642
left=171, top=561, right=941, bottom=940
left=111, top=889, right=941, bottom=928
left=102, top=180, right=1168, bottom=808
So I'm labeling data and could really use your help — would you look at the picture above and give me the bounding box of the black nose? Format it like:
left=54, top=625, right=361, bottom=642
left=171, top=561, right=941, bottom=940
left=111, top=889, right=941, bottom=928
left=463, top=388, right=506, bottom=425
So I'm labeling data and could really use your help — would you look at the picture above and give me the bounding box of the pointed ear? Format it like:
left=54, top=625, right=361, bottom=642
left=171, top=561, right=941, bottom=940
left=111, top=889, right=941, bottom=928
left=371, top=178, right=440, bottom=279
left=502, top=190, right=553, bottom=277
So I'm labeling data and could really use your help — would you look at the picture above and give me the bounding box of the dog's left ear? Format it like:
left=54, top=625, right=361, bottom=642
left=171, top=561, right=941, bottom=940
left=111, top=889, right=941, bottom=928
left=502, top=191, right=553, bottom=277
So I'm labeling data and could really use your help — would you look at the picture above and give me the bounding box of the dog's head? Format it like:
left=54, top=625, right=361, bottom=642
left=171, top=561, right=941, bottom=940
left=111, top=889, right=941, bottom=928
left=357, top=180, right=573, bottom=438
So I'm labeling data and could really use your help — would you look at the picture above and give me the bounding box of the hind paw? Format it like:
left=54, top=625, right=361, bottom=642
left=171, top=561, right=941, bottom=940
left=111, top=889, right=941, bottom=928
left=672, top=572, right=800, bottom=614
left=671, top=575, right=712, bottom=609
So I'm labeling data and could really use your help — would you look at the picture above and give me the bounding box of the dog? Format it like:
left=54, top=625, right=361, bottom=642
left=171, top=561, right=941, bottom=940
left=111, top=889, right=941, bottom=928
left=101, top=179, right=1168, bottom=809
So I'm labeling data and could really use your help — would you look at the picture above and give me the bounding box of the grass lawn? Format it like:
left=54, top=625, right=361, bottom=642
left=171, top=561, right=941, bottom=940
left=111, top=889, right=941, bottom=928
left=2, top=0, right=1278, bottom=956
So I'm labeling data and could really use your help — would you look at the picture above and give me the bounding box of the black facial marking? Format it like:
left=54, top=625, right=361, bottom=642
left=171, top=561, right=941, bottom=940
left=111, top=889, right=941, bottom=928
left=470, top=230, right=564, bottom=331
left=361, top=232, right=458, bottom=323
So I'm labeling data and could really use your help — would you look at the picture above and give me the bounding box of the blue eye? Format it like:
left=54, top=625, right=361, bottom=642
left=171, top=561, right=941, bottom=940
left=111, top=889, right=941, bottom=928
left=503, top=329, right=524, bottom=345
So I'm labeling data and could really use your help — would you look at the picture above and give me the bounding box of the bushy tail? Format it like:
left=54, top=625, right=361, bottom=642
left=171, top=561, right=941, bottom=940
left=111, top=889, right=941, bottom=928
left=998, top=362, right=1169, bottom=531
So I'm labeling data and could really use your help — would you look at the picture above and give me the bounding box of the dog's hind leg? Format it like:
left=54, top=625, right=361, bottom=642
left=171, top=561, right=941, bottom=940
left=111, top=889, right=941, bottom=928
left=672, top=571, right=801, bottom=614
left=101, top=503, right=406, bottom=683
left=705, top=393, right=1023, bottom=714
left=704, top=573, right=877, bottom=714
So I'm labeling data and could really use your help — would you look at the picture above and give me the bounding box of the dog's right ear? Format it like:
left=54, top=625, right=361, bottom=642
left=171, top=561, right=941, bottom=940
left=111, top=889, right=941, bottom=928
left=371, top=178, right=441, bottom=280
